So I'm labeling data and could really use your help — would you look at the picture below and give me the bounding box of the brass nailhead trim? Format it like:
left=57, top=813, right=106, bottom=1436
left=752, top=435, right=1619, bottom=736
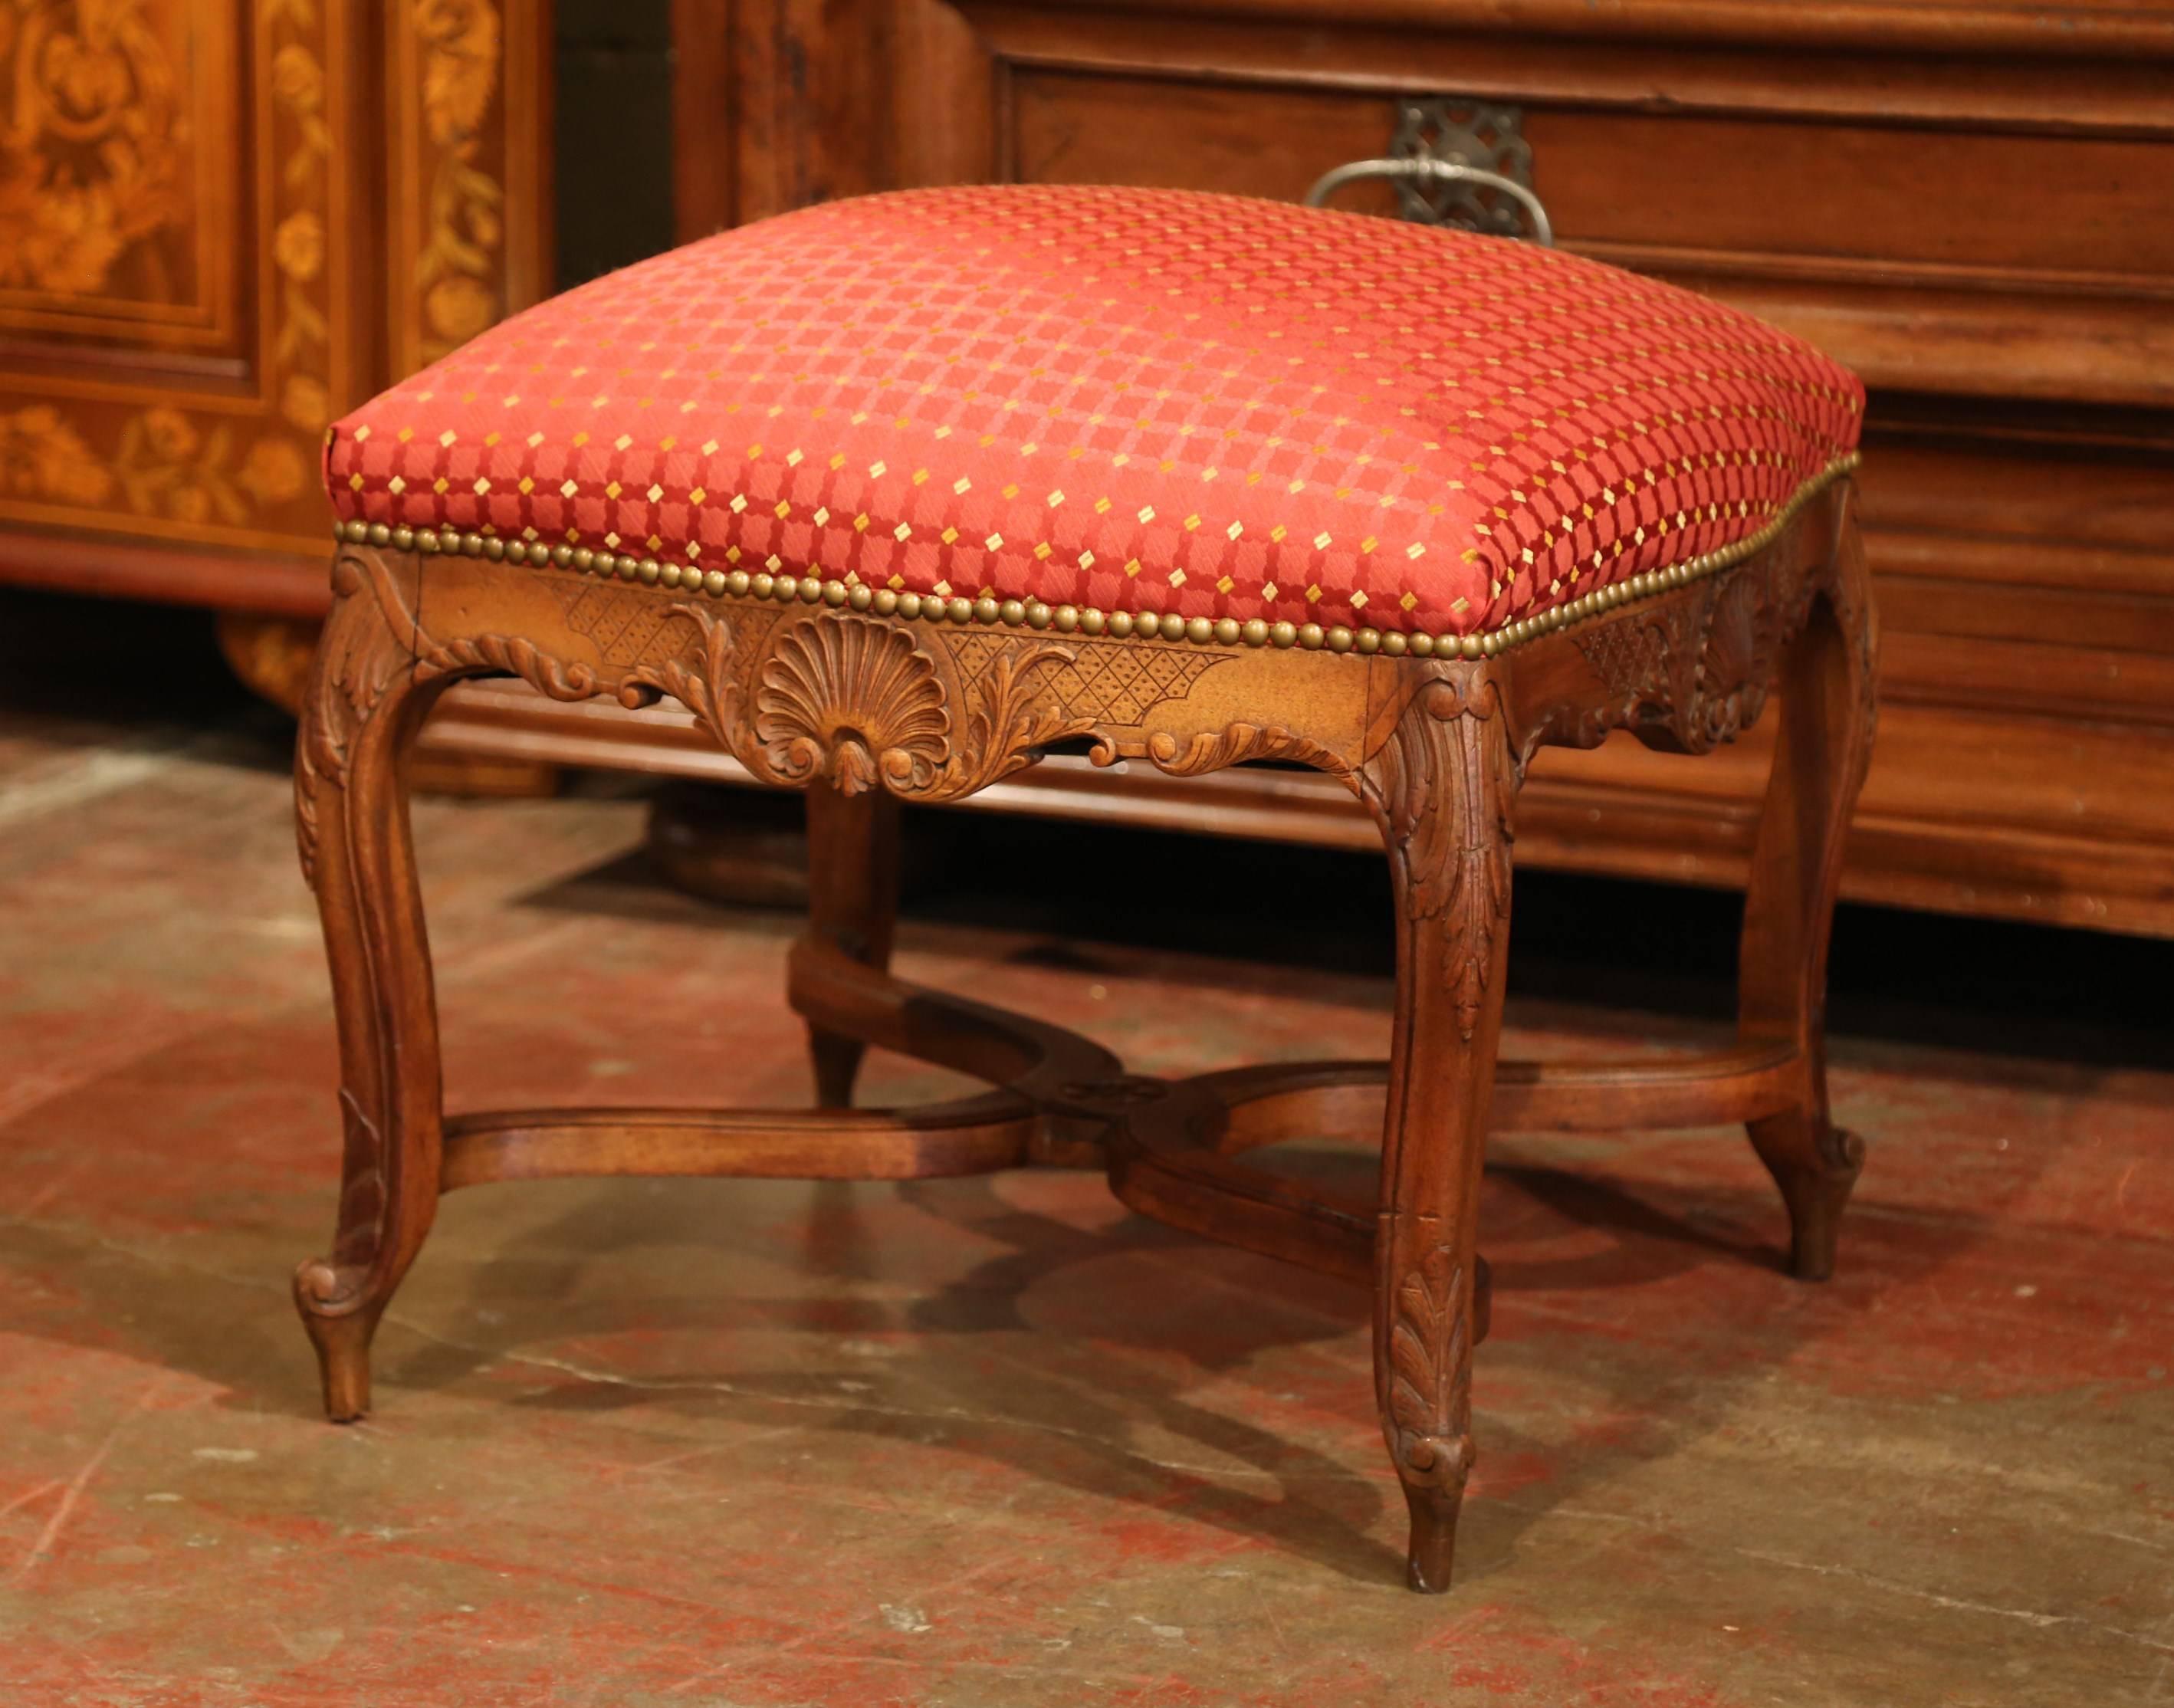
left=335, top=453, right=1858, bottom=660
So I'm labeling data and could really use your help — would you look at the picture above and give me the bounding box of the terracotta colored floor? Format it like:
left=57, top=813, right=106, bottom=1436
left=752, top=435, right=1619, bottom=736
left=2, top=603, right=2172, bottom=1705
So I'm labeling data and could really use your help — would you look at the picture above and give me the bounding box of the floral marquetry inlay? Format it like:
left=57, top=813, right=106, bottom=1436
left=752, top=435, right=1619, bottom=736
left=0, top=0, right=192, bottom=302
left=0, top=0, right=334, bottom=549
left=0, top=0, right=534, bottom=560
left=0, top=406, right=109, bottom=506
left=399, top=0, right=515, bottom=367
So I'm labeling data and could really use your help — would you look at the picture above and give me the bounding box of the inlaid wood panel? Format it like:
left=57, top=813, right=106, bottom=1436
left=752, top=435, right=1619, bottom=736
left=386, top=0, right=553, bottom=378
left=0, top=0, right=237, bottom=348
left=0, top=0, right=550, bottom=584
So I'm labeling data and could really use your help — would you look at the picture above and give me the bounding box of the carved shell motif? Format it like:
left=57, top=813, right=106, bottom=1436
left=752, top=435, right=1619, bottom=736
left=754, top=614, right=951, bottom=794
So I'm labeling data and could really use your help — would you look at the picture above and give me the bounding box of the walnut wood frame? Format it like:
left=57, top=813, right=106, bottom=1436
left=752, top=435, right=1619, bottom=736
left=293, top=479, right=1877, bottom=1594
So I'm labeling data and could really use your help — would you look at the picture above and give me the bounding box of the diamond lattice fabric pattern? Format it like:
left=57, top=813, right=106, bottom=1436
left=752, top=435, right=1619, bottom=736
left=323, top=185, right=1864, bottom=640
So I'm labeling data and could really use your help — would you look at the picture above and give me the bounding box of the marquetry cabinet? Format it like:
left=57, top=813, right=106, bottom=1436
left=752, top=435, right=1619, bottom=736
left=617, top=0, right=2174, bottom=938
left=0, top=0, right=550, bottom=621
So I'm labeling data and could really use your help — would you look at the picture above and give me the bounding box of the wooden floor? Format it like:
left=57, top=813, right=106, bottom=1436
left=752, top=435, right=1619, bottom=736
left=2, top=593, right=2170, bottom=1706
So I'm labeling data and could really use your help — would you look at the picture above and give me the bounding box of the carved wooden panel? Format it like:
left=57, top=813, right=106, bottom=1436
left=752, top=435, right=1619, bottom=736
left=993, top=62, right=2174, bottom=408
left=310, top=478, right=1846, bottom=838
left=0, top=0, right=550, bottom=582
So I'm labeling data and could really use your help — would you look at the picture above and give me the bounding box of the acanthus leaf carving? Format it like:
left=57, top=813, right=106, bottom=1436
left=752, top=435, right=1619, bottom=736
left=1551, top=528, right=1828, bottom=761
left=297, top=553, right=422, bottom=885
left=1384, top=1240, right=1473, bottom=1492
left=937, top=638, right=1098, bottom=800
left=298, top=550, right=631, bottom=883
left=1141, top=723, right=1354, bottom=780
left=1672, top=568, right=1775, bottom=753
left=622, top=599, right=747, bottom=738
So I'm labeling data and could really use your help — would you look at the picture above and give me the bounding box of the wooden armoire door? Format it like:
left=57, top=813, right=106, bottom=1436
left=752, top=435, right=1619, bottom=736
left=0, top=0, right=551, bottom=618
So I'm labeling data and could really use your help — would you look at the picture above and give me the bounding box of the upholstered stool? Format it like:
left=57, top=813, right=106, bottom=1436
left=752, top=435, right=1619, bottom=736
left=297, top=186, right=1875, bottom=1592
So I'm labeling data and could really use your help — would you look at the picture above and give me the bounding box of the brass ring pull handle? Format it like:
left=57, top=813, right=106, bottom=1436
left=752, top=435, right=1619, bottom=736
left=1304, top=158, right=1555, bottom=248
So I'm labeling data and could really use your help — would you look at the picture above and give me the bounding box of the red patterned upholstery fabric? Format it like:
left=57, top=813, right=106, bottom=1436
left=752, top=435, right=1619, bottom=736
left=325, top=186, right=1862, bottom=640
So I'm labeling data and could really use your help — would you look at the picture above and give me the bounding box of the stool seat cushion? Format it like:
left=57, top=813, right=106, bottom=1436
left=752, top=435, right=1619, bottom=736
left=323, top=186, right=1862, bottom=643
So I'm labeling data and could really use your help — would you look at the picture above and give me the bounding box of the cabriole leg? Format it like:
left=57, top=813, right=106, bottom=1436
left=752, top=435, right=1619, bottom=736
left=1739, top=509, right=1880, bottom=1280
left=1361, top=665, right=1519, bottom=1592
left=292, top=550, right=462, bottom=1421
left=800, top=783, right=901, bottom=1108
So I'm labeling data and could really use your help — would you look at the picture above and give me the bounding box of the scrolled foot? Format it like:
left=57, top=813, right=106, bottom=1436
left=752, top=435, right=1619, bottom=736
left=1396, top=1433, right=1473, bottom=1594
left=294, top=1260, right=383, bottom=1423
left=1749, top=1115, right=1866, bottom=1282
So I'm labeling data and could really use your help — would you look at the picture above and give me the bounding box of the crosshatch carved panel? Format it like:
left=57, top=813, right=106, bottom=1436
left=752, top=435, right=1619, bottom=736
left=548, top=579, right=691, bottom=668
left=0, top=0, right=547, bottom=567
left=1576, top=617, right=1671, bottom=703
left=945, top=629, right=1233, bottom=726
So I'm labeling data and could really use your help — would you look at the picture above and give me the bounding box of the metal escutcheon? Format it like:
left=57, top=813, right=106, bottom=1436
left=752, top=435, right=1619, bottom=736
left=1305, top=99, right=1554, bottom=247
